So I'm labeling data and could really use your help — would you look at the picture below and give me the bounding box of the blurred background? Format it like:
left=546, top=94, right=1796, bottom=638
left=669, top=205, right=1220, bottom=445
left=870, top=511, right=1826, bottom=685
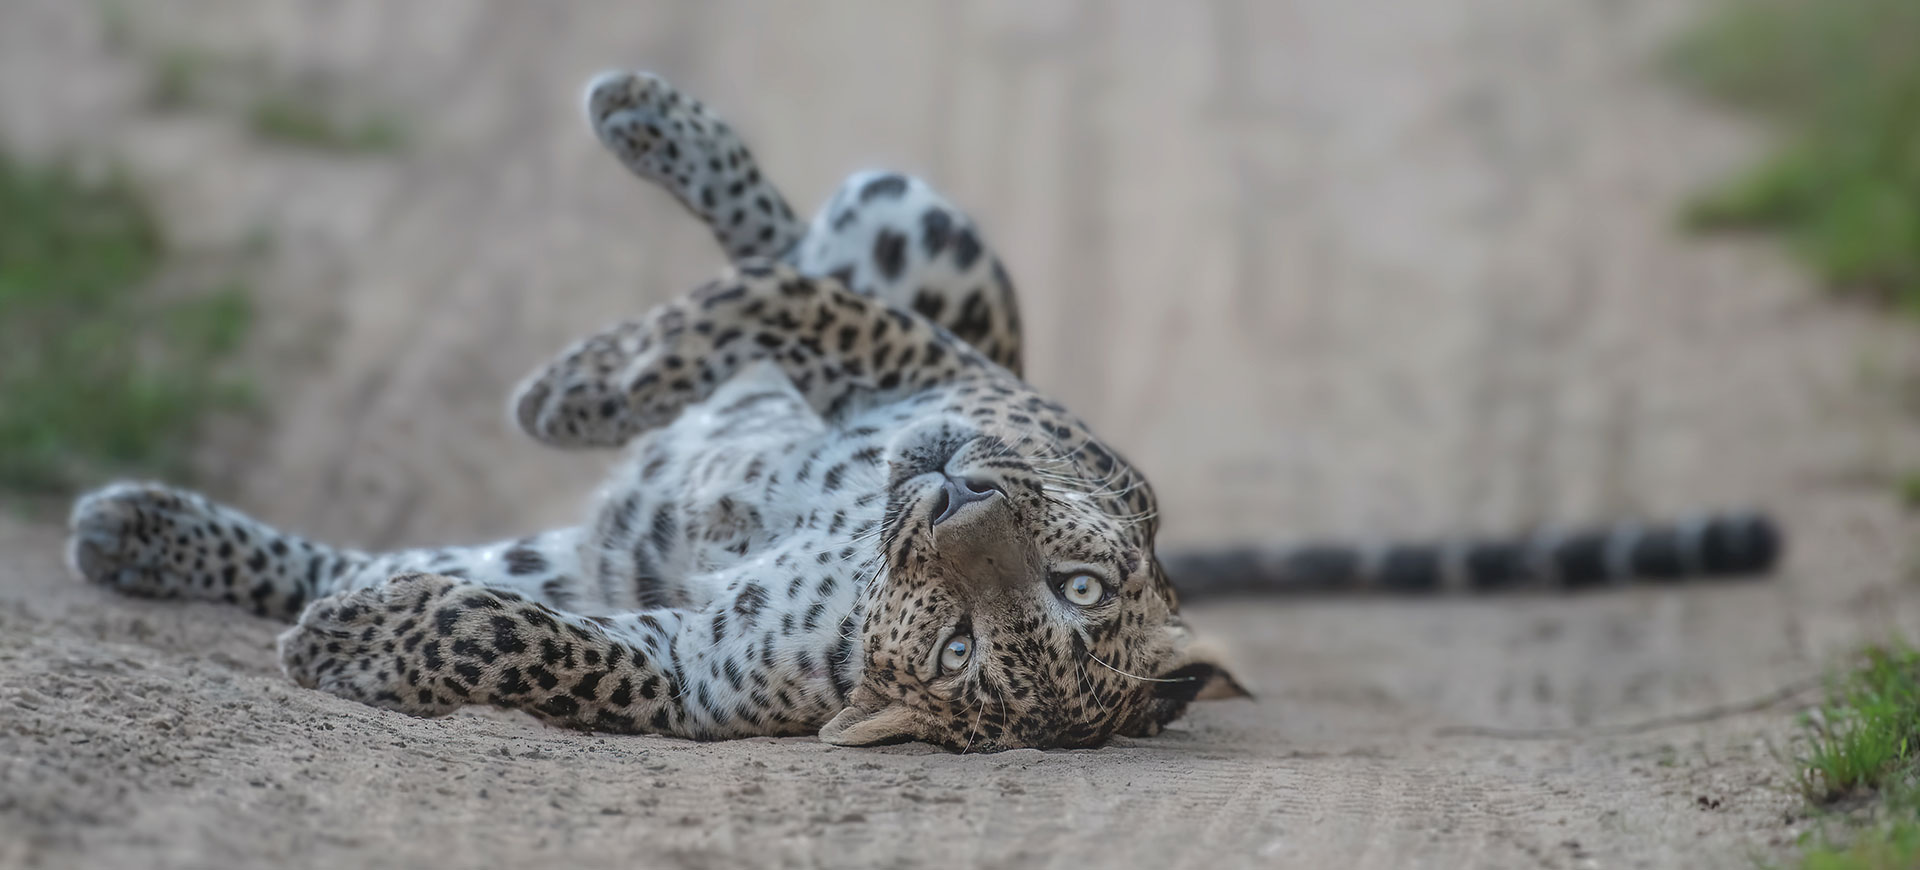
left=4, top=0, right=1920, bottom=865
left=6, top=0, right=1920, bottom=722
left=11, top=0, right=1920, bottom=860
left=2, top=0, right=1915, bottom=557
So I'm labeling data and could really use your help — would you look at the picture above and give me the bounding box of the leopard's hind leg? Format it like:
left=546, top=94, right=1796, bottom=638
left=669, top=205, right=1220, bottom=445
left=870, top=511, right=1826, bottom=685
left=68, top=482, right=592, bottom=620
left=793, top=171, right=1023, bottom=374
left=585, top=69, right=805, bottom=262
left=585, top=71, right=1023, bottom=374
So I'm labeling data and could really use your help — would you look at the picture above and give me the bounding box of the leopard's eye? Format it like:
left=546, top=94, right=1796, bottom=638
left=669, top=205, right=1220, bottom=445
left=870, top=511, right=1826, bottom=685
left=1061, top=573, right=1105, bottom=606
left=939, top=634, right=972, bottom=672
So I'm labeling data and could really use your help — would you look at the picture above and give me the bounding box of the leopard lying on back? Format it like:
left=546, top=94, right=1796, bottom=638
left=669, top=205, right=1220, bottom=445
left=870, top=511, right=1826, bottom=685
left=67, top=70, right=1244, bottom=751
left=65, top=70, right=1779, bottom=751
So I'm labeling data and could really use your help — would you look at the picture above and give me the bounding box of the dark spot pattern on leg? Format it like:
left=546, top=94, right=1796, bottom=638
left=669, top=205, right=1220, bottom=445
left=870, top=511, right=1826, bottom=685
left=504, top=546, right=548, bottom=576
left=858, top=173, right=907, bottom=203
left=873, top=229, right=907, bottom=283
left=920, top=208, right=953, bottom=258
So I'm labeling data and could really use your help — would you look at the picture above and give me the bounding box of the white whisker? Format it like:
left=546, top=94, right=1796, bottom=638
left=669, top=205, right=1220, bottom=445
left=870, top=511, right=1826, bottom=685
left=1087, top=651, right=1194, bottom=684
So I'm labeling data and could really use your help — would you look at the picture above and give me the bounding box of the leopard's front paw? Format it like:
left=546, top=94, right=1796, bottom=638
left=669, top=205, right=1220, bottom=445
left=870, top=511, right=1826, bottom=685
left=511, top=320, right=653, bottom=449
left=277, top=573, right=467, bottom=716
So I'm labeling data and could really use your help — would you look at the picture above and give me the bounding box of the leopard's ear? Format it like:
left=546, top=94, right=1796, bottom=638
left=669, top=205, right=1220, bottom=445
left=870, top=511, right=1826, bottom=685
left=1152, top=631, right=1251, bottom=703
left=1152, top=660, right=1251, bottom=702
left=819, top=703, right=926, bottom=746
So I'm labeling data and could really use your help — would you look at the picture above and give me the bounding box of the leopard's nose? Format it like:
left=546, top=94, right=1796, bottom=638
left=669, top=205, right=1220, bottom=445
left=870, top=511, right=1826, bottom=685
left=931, top=476, right=1003, bottom=526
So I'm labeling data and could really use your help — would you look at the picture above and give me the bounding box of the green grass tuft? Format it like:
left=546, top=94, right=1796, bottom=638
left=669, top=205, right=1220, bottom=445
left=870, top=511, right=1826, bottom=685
left=1798, top=646, right=1920, bottom=802
left=1799, top=827, right=1920, bottom=870
left=1787, top=645, right=1920, bottom=868
left=1673, top=0, right=1920, bottom=311
left=0, top=154, right=252, bottom=497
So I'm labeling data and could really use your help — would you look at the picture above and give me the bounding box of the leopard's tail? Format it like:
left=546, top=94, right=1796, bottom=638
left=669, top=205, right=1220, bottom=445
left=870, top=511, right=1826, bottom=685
left=1160, top=511, right=1782, bottom=600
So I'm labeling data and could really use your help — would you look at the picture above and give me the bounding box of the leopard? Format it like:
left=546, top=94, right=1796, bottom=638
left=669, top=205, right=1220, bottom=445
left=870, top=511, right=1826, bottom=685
left=64, top=70, right=1782, bottom=751
left=65, top=69, right=1243, bottom=752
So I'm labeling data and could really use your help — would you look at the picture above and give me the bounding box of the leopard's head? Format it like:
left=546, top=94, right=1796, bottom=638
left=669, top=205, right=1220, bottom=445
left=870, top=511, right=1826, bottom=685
left=822, top=383, right=1247, bottom=751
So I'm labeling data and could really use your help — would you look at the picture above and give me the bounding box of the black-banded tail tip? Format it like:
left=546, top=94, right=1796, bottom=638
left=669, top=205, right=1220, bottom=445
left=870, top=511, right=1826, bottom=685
left=1694, top=511, right=1784, bottom=576
left=1159, top=510, right=1785, bottom=599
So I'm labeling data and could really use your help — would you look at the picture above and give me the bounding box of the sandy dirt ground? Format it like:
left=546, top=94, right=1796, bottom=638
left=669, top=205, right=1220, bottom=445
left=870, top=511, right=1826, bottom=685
left=4, top=0, right=1920, bottom=867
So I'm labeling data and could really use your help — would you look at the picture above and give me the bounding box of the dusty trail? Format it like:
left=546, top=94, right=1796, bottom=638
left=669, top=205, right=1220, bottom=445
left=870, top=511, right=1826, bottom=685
left=3, top=0, right=1919, bottom=867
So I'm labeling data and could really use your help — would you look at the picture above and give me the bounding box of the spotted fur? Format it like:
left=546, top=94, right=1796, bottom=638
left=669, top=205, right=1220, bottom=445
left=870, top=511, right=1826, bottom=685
left=587, top=71, right=1021, bottom=374
left=67, top=71, right=1241, bottom=751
